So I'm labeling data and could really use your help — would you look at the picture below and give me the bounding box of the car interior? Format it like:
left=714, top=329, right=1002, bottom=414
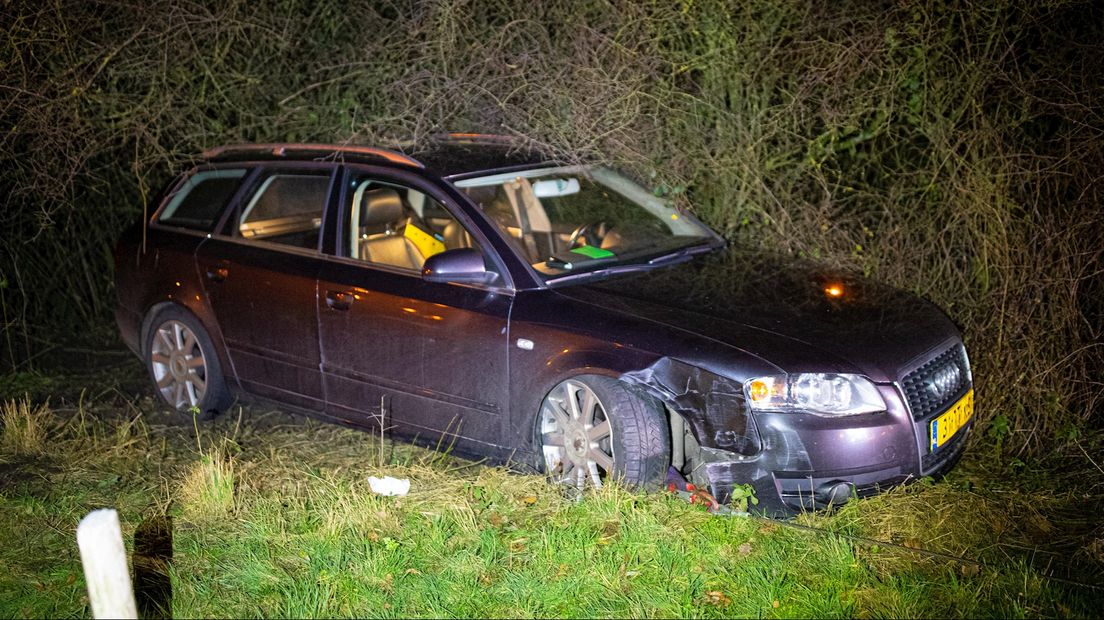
left=461, top=178, right=630, bottom=267
left=347, top=180, right=476, bottom=271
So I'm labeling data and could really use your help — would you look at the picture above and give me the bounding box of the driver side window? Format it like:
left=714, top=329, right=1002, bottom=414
left=342, top=175, right=479, bottom=272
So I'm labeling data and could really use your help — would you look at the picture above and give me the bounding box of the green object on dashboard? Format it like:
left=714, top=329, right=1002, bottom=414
left=569, top=246, right=615, bottom=259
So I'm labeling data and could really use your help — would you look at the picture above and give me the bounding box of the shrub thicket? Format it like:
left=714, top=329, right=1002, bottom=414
left=2, top=0, right=1101, bottom=454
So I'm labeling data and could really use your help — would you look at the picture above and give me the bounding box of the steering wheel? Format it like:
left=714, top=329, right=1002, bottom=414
left=567, top=221, right=610, bottom=248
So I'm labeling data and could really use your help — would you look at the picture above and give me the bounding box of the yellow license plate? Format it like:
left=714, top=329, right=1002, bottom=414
left=929, top=389, right=974, bottom=451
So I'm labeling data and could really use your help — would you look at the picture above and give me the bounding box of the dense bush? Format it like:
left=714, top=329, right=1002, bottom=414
left=2, top=0, right=1101, bottom=454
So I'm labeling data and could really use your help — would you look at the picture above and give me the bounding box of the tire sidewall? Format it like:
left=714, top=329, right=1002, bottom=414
left=537, top=374, right=670, bottom=491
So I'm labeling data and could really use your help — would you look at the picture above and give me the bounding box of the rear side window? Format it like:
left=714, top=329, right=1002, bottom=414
left=232, top=171, right=333, bottom=250
left=158, top=169, right=247, bottom=231
left=241, top=175, right=330, bottom=223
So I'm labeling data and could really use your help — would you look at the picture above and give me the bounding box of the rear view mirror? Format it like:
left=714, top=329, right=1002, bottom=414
left=422, top=248, right=500, bottom=285
left=532, top=178, right=580, bottom=198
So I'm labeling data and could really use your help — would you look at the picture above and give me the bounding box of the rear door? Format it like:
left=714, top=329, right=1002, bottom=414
left=197, top=163, right=336, bottom=411
left=316, top=166, right=513, bottom=450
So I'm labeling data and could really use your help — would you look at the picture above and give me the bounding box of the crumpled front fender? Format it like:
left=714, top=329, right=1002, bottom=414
left=620, top=357, right=815, bottom=515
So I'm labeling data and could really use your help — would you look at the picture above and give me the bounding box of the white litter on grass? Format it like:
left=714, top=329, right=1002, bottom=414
left=368, top=476, right=410, bottom=497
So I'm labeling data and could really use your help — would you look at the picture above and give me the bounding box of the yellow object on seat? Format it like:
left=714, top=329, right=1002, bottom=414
left=403, top=222, right=446, bottom=258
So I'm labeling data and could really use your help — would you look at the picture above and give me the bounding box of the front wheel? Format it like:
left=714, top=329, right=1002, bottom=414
left=538, top=375, right=670, bottom=491
left=145, top=307, right=230, bottom=417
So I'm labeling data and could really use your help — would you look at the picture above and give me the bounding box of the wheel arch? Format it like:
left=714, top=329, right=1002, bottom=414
left=140, top=300, right=237, bottom=391
left=514, top=346, right=673, bottom=464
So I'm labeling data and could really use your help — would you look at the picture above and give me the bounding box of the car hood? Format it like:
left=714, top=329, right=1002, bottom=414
left=553, top=248, right=960, bottom=382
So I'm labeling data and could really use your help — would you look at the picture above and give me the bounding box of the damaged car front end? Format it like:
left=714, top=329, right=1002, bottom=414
left=621, top=351, right=972, bottom=516
left=544, top=244, right=975, bottom=516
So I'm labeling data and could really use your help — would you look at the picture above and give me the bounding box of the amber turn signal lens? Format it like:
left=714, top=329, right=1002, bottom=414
left=748, top=380, right=770, bottom=401
left=824, top=285, right=844, bottom=298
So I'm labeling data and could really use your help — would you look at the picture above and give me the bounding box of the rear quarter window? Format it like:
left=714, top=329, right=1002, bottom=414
left=157, top=169, right=248, bottom=231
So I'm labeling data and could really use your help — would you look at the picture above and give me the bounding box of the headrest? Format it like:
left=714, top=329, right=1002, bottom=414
left=360, top=188, right=403, bottom=227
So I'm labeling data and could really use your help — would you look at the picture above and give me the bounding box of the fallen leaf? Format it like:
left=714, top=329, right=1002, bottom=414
left=738, top=542, right=753, bottom=556
left=522, top=495, right=538, bottom=505
left=508, top=537, right=528, bottom=552
left=703, top=591, right=732, bottom=607
left=772, top=599, right=780, bottom=609
left=959, top=563, right=980, bottom=577
left=758, top=522, right=778, bottom=535
left=405, top=568, right=421, bottom=576
left=479, top=573, right=493, bottom=586
left=489, top=513, right=505, bottom=527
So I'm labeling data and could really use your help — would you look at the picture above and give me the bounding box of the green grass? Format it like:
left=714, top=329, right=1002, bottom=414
left=0, top=383, right=1101, bottom=618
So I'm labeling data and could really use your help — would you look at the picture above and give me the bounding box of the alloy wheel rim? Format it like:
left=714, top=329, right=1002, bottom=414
left=540, top=379, right=615, bottom=488
left=150, top=320, right=208, bottom=409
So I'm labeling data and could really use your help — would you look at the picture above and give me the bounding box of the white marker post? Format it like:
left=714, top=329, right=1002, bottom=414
left=76, top=509, right=138, bottom=620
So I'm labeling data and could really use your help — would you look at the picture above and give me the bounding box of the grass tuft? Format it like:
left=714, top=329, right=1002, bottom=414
left=178, top=441, right=237, bottom=520
left=0, top=396, right=50, bottom=456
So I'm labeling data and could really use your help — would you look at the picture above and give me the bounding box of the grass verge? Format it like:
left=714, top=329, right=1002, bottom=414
left=0, top=385, right=1101, bottom=618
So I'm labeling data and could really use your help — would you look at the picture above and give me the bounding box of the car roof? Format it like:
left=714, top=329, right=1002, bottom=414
left=201, top=135, right=557, bottom=179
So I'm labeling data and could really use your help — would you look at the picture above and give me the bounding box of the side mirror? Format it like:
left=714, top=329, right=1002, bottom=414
left=422, top=248, right=500, bottom=285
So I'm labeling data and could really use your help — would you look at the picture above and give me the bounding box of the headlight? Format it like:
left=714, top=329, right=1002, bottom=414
left=743, top=373, right=886, bottom=416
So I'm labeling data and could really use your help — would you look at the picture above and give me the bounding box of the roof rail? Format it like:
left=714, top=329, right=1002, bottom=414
left=201, top=143, right=424, bottom=168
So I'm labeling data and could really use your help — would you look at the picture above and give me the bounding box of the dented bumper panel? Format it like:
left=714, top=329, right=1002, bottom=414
left=622, top=358, right=969, bottom=516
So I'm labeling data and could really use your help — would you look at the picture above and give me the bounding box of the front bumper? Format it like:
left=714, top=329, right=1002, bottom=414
left=699, top=381, right=973, bottom=516
left=620, top=348, right=973, bottom=516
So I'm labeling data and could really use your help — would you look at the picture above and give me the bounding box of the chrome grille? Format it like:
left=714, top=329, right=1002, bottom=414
left=901, top=345, right=971, bottom=420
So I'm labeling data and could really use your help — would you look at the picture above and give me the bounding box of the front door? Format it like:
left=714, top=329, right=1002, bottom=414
left=316, top=168, right=512, bottom=449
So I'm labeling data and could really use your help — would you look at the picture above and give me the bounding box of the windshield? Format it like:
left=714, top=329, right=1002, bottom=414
left=454, top=166, right=715, bottom=279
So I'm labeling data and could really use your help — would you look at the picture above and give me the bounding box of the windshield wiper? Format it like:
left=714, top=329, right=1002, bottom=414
left=646, top=246, right=703, bottom=266
left=546, top=242, right=716, bottom=286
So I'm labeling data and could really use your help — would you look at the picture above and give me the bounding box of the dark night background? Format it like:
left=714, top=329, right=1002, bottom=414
left=2, top=1, right=1104, bottom=616
left=1, top=0, right=1101, bottom=460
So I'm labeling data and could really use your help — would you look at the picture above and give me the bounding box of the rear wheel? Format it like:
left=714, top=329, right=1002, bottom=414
left=538, top=375, right=670, bottom=491
left=145, top=307, right=229, bottom=417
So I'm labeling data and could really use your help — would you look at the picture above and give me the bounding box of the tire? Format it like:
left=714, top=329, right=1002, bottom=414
left=145, top=306, right=230, bottom=418
left=538, top=375, right=670, bottom=491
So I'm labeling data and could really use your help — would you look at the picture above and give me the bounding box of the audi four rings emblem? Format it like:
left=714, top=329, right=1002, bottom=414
left=926, top=364, right=962, bottom=400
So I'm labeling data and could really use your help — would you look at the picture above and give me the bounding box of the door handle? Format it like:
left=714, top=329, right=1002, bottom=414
left=325, top=290, right=352, bottom=311
left=205, top=264, right=229, bottom=282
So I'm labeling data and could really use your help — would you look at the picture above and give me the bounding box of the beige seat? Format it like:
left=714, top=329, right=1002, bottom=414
left=357, top=188, right=424, bottom=270
left=442, top=220, right=473, bottom=250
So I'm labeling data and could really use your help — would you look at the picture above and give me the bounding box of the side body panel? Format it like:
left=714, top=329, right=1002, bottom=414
left=114, top=223, right=231, bottom=376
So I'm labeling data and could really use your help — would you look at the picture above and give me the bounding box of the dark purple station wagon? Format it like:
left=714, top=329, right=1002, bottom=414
left=114, top=135, right=975, bottom=514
